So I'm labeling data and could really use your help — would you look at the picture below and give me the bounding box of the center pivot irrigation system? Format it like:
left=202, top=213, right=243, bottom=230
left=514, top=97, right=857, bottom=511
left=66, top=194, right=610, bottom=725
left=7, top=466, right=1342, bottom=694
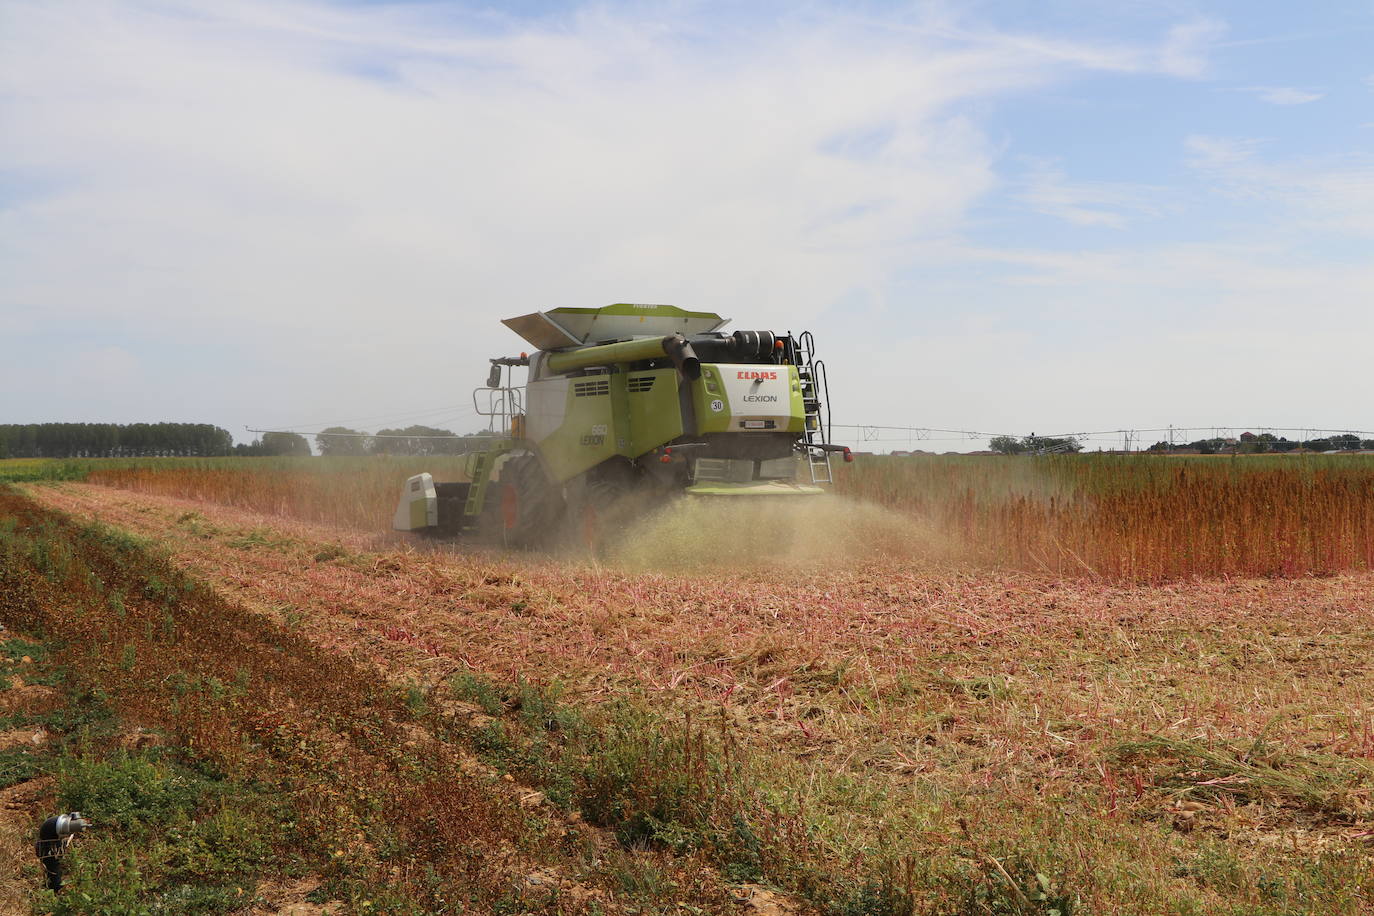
left=391, top=303, right=851, bottom=546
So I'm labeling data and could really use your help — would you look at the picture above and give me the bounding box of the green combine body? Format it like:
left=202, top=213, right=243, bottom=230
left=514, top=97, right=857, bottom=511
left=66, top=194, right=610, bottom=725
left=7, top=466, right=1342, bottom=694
left=393, top=303, right=846, bottom=545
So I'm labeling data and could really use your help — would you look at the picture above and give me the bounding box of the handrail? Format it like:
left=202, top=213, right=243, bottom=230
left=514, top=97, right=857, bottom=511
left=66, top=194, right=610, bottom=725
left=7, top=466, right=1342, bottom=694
left=472, top=387, right=525, bottom=437
left=813, top=358, right=831, bottom=446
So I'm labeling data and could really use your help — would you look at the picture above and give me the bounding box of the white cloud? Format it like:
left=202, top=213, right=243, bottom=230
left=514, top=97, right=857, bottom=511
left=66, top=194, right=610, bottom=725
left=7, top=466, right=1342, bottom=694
left=1157, top=18, right=1227, bottom=78
left=3, top=1, right=1367, bottom=445
left=1018, top=162, right=1166, bottom=228
left=1229, top=85, right=1324, bottom=105
left=1255, top=86, right=1323, bottom=105
left=1184, top=136, right=1374, bottom=235
left=0, top=0, right=1017, bottom=429
left=875, top=11, right=1226, bottom=78
left=1185, top=134, right=1261, bottom=168
left=0, top=3, right=1024, bottom=329
left=0, top=0, right=1224, bottom=432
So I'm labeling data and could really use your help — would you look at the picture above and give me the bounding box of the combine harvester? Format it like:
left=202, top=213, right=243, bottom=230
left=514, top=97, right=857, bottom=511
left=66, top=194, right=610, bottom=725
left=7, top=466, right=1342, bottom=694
left=393, top=303, right=849, bottom=546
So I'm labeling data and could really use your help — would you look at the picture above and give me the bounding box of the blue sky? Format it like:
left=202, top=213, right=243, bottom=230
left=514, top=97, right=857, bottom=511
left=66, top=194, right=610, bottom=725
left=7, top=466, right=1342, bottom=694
left=2, top=0, right=1371, bottom=450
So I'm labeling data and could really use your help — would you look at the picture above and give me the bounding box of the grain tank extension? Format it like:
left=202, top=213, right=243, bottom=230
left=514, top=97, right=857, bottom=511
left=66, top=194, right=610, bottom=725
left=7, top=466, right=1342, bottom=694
left=393, top=303, right=848, bottom=545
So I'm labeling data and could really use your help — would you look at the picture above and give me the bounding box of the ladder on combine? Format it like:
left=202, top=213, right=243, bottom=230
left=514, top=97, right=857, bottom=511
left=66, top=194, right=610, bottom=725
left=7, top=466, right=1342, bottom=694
left=795, top=331, right=833, bottom=486
left=462, top=384, right=524, bottom=522
left=462, top=450, right=494, bottom=519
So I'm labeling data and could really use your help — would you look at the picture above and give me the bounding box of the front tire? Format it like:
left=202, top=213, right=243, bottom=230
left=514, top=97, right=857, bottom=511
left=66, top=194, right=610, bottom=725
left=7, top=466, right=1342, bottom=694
left=491, top=455, right=563, bottom=549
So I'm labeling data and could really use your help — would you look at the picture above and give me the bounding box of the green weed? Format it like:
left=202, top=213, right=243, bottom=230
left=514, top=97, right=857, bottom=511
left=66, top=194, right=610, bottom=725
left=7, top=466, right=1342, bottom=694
left=225, top=528, right=294, bottom=551
left=448, top=670, right=504, bottom=716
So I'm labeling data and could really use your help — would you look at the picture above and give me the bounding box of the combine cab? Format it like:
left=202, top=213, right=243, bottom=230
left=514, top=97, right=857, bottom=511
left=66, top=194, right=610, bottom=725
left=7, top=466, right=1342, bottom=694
left=393, top=303, right=847, bottom=546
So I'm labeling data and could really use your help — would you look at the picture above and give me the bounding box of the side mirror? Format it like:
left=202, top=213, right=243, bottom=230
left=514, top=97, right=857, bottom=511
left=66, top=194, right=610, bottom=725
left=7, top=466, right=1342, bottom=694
left=487, top=365, right=502, bottom=388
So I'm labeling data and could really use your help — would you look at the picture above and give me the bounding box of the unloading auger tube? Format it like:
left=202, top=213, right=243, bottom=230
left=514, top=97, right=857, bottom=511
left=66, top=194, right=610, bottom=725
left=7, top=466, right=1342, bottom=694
left=392, top=303, right=850, bottom=545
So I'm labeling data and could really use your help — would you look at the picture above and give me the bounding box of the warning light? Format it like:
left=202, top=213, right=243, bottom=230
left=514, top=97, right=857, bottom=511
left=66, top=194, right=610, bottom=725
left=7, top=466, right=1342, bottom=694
left=774, top=340, right=784, bottom=349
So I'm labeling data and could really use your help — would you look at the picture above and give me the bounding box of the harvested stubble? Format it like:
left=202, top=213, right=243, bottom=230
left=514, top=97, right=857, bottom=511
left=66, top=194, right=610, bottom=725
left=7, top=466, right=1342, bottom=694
left=25, top=482, right=1374, bottom=914
left=0, top=485, right=748, bottom=912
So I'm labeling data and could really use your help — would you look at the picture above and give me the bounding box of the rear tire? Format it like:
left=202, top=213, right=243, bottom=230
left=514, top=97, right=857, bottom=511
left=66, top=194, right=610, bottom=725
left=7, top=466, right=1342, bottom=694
left=564, top=461, right=641, bottom=556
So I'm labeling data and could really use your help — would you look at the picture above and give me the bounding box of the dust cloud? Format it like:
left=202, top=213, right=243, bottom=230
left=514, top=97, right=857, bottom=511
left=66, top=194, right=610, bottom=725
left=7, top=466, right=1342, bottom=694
left=598, top=494, right=954, bottom=574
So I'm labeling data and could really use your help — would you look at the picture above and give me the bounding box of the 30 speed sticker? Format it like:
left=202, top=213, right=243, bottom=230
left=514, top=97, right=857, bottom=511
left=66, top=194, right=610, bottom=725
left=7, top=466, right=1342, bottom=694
left=709, top=399, right=724, bottom=412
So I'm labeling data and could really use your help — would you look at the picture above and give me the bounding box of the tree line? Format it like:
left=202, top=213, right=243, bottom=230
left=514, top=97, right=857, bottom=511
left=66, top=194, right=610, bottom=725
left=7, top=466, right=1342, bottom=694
left=988, top=432, right=1374, bottom=456
left=0, top=423, right=235, bottom=458
left=1147, top=433, right=1374, bottom=454
left=0, top=422, right=494, bottom=459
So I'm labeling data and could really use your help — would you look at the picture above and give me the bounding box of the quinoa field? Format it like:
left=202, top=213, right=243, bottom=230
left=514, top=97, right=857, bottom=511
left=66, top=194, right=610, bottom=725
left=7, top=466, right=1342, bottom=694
left=3, top=455, right=1374, bottom=914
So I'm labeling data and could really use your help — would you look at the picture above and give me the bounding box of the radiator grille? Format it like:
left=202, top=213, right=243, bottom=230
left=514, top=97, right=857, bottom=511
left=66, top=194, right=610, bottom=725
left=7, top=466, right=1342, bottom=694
left=573, top=379, right=610, bottom=397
